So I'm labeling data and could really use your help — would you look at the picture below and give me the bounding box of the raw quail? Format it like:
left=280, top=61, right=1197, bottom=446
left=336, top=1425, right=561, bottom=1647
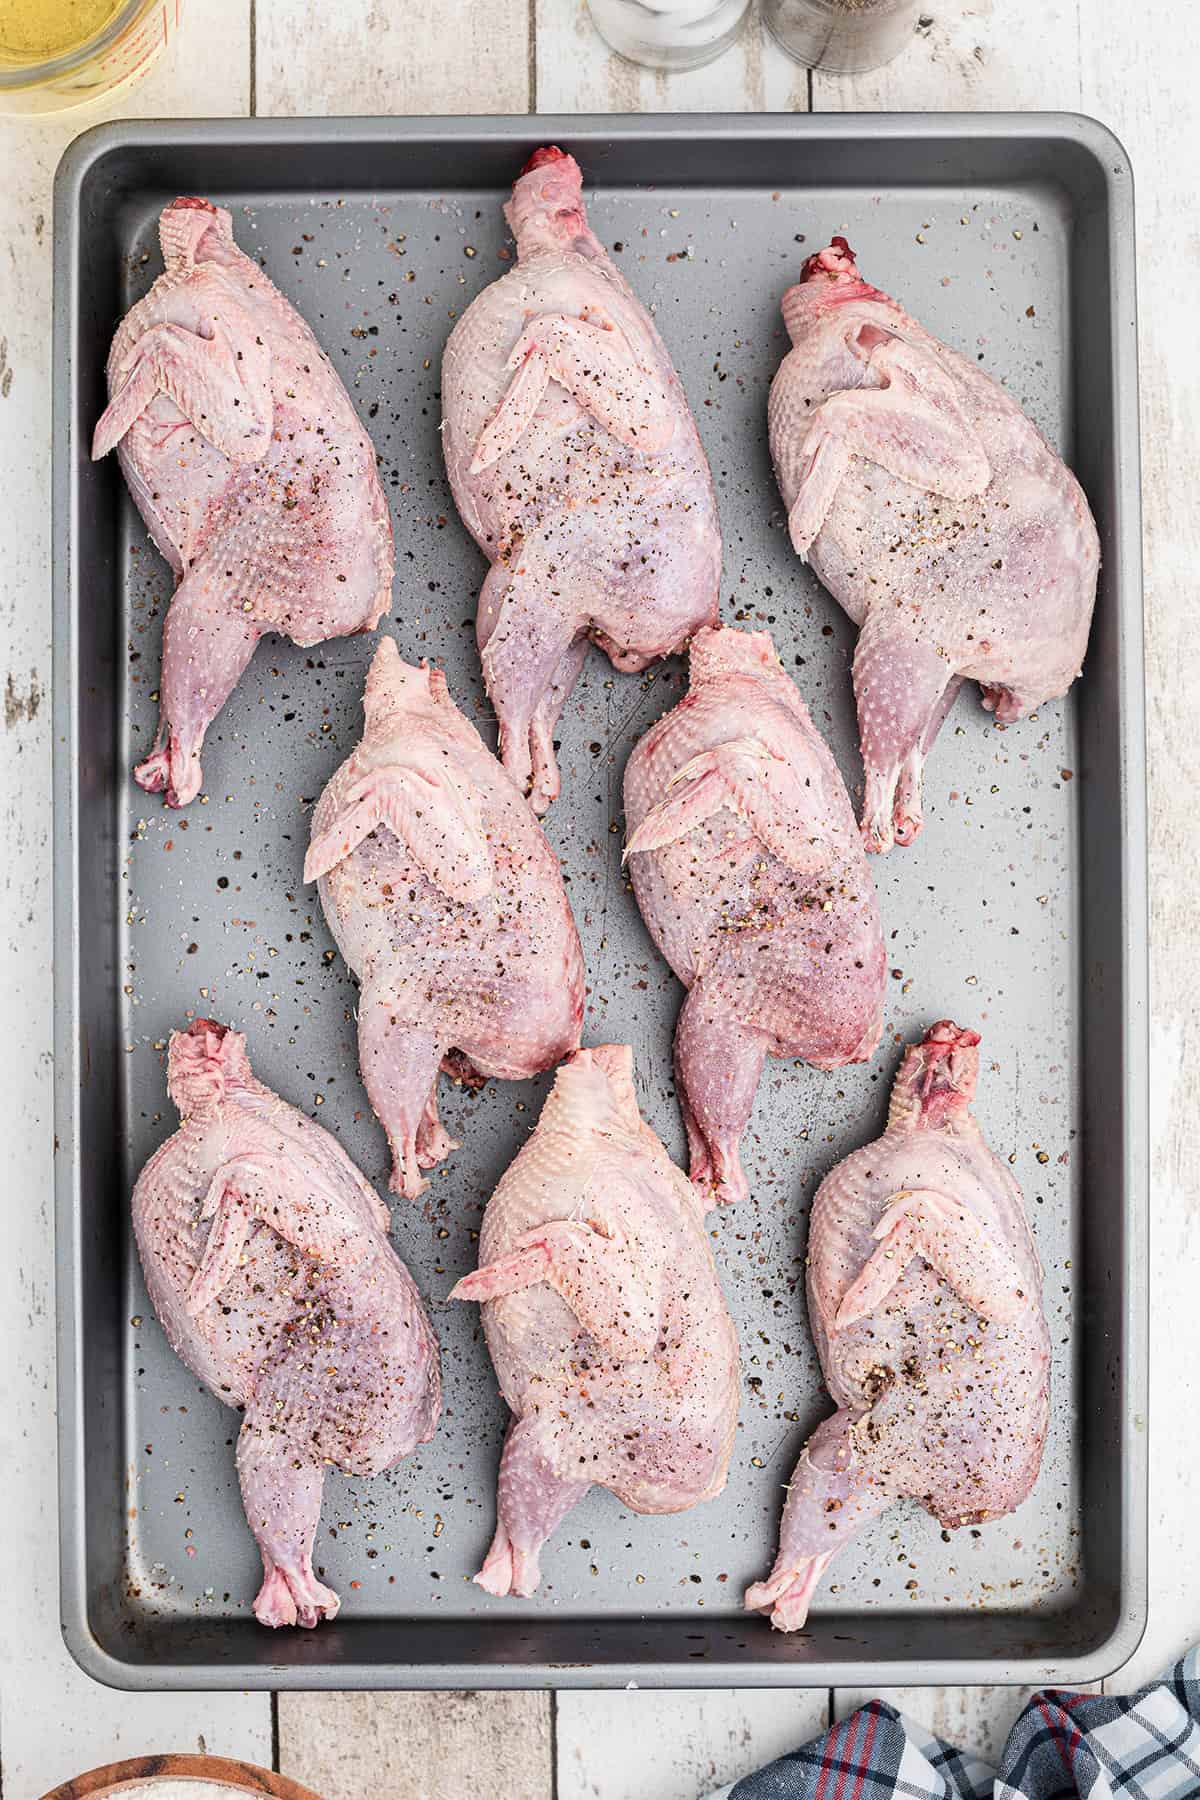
left=449, top=1044, right=740, bottom=1598
left=441, top=147, right=721, bottom=812
left=769, top=237, right=1099, bottom=852
left=305, top=635, right=585, bottom=1198
left=747, top=1021, right=1050, bottom=1630
left=623, top=624, right=885, bottom=1206
left=131, top=1019, right=440, bottom=1629
left=93, top=196, right=393, bottom=807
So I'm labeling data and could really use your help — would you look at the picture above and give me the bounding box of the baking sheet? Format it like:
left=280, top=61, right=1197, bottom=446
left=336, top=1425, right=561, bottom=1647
left=53, top=114, right=1146, bottom=1688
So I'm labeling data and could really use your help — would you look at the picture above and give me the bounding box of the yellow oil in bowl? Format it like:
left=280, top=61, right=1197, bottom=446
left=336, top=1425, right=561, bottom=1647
left=0, top=0, right=178, bottom=112
left=0, top=0, right=125, bottom=62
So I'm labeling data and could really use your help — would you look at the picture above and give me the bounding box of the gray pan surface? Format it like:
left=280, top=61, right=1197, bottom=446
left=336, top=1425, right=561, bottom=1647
left=52, top=114, right=1146, bottom=1689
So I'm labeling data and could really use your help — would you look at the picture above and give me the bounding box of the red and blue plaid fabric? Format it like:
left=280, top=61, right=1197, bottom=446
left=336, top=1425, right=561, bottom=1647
left=708, top=1652, right=1200, bottom=1800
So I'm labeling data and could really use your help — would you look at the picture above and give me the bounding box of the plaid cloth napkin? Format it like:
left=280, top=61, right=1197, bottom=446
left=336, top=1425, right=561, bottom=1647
left=706, top=1651, right=1200, bottom=1800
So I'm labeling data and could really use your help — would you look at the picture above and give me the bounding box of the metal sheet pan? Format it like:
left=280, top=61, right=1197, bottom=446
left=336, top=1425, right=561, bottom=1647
left=52, top=113, right=1147, bottom=1690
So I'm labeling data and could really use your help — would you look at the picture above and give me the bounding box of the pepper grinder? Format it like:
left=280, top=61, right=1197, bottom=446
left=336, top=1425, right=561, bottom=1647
left=763, top=0, right=919, bottom=74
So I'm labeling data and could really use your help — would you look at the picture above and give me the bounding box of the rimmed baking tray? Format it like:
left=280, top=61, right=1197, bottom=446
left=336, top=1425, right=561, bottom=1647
left=53, top=113, right=1146, bottom=1690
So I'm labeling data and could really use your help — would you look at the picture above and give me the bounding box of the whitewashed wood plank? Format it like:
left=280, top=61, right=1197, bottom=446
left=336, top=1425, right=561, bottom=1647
left=810, top=3, right=1093, bottom=1745
left=0, top=16, right=272, bottom=1796
left=809, top=0, right=1081, bottom=111
left=513, top=28, right=822, bottom=1796
left=258, top=15, right=544, bottom=1799
left=255, top=0, right=531, bottom=116
left=557, top=1688, right=830, bottom=1800
left=277, top=1691, right=552, bottom=1800
left=1076, top=1, right=1200, bottom=1689
left=536, top=0, right=809, bottom=112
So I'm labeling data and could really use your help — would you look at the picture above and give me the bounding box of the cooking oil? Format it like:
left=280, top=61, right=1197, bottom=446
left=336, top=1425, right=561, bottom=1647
left=0, top=0, right=125, bottom=66
left=0, top=0, right=177, bottom=111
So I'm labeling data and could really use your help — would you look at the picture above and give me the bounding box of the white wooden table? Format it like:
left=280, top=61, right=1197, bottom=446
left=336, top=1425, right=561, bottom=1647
left=2, top=2, right=1196, bottom=1794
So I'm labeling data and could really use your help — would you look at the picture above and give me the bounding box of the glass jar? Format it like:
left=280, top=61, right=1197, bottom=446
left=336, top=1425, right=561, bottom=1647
left=763, top=0, right=918, bottom=74
left=587, top=0, right=751, bottom=71
left=0, top=0, right=178, bottom=114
